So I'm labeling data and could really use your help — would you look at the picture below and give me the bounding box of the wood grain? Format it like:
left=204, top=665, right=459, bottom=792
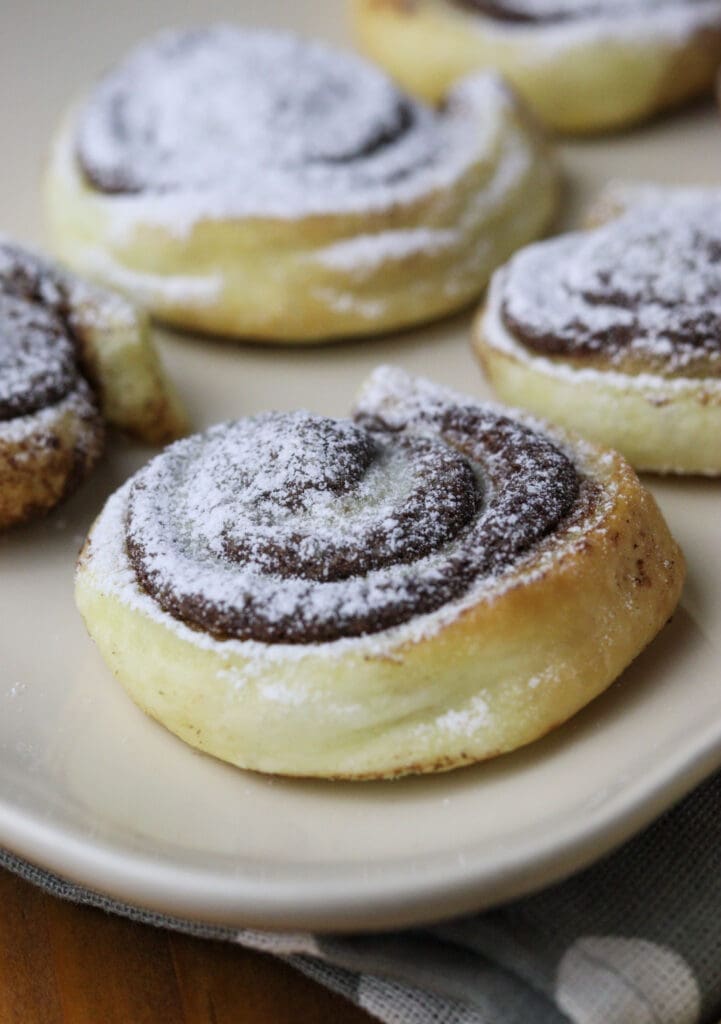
left=0, top=869, right=373, bottom=1024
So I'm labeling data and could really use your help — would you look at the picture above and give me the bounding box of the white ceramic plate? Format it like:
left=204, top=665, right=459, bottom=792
left=1, top=0, right=720, bottom=933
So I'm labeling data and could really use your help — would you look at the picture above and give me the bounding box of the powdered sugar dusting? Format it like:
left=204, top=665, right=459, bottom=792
left=123, top=397, right=582, bottom=644
left=72, top=26, right=513, bottom=238
left=0, top=380, right=98, bottom=446
left=315, top=229, right=460, bottom=274
left=0, top=295, right=76, bottom=421
left=83, top=368, right=615, bottom=658
left=0, top=238, right=65, bottom=310
left=70, top=247, right=223, bottom=308
left=587, top=181, right=721, bottom=226
left=0, top=233, right=142, bottom=344
left=0, top=240, right=79, bottom=421
left=457, top=0, right=721, bottom=47
left=0, top=238, right=110, bottom=443
left=484, top=269, right=721, bottom=398
left=500, top=198, right=721, bottom=377
left=470, top=0, right=709, bottom=18
left=435, top=693, right=491, bottom=736
left=78, top=27, right=436, bottom=195
left=309, top=111, right=537, bottom=281
left=0, top=238, right=149, bottom=458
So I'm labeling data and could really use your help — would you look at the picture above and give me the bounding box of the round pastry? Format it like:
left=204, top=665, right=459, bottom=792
left=0, top=238, right=187, bottom=529
left=45, top=25, right=557, bottom=342
left=75, top=367, right=683, bottom=780
left=582, top=180, right=721, bottom=229
left=474, top=190, right=721, bottom=475
left=352, top=0, right=721, bottom=134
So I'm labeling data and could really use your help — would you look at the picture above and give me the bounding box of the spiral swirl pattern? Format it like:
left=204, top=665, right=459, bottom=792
left=125, top=405, right=581, bottom=644
left=500, top=201, right=721, bottom=377
left=0, top=241, right=93, bottom=422
left=76, top=26, right=439, bottom=200
left=451, top=0, right=705, bottom=23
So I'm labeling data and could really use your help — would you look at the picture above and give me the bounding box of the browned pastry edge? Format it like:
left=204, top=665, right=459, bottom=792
left=0, top=381, right=104, bottom=529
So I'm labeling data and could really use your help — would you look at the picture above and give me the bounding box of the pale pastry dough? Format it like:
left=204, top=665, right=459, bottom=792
left=474, top=188, right=721, bottom=474
left=352, top=0, right=721, bottom=133
left=0, top=380, right=103, bottom=530
left=45, top=25, right=557, bottom=342
left=0, top=238, right=187, bottom=528
left=76, top=368, right=683, bottom=779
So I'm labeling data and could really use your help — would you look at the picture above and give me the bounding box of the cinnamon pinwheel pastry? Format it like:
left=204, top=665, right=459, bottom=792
left=76, top=368, right=683, bottom=779
left=45, top=25, right=557, bottom=342
left=0, top=239, right=187, bottom=529
left=352, top=0, right=721, bottom=133
left=475, top=189, right=721, bottom=474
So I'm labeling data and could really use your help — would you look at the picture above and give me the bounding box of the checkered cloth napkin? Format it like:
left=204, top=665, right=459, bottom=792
left=4, top=770, right=721, bottom=1023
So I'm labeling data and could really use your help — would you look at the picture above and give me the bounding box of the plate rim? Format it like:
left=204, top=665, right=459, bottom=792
left=2, top=710, right=721, bottom=933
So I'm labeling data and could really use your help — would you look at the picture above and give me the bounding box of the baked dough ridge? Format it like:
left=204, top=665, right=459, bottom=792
left=352, top=0, right=721, bottom=133
left=46, top=58, right=557, bottom=341
left=76, top=369, right=684, bottom=779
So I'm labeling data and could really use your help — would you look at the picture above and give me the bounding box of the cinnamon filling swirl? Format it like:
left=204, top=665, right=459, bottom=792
left=449, top=0, right=705, bottom=23
left=0, top=242, right=86, bottom=421
left=75, top=26, right=433, bottom=199
left=499, top=202, right=721, bottom=377
left=125, top=406, right=584, bottom=644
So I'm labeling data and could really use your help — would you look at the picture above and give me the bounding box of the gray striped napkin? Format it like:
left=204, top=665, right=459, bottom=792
left=3, top=770, right=721, bottom=1023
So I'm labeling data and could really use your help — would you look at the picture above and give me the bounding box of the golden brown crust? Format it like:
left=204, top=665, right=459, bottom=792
left=75, top=372, right=685, bottom=779
left=45, top=29, right=558, bottom=342
left=475, top=315, right=721, bottom=476
left=474, top=188, right=721, bottom=474
left=67, top=293, right=188, bottom=445
left=0, top=382, right=104, bottom=529
left=0, top=238, right=187, bottom=530
left=352, top=0, right=721, bottom=134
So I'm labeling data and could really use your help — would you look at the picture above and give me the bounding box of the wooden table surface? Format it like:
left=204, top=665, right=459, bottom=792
left=0, top=869, right=373, bottom=1023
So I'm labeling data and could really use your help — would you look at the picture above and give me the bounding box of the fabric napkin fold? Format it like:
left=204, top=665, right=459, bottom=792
left=3, top=770, right=721, bottom=1024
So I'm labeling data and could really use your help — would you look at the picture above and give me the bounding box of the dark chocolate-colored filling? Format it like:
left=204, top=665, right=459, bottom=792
left=449, top=0, right=699, bottom=23
left=126, top=407, right=584, bottom=644
left=0, top=244, right=82, bottom=421
left=503, top=301, right=721, bottom=363
left=80, top=98, right=419, bottom=197
left=77, top=28, right=422, bottom=196
left=449, top=0, right=568, bottom=21
left=223, top=434, right=480, bottom=582
left=306, top=99, right=416, bottom=166
left=501, top=224, right=721, bottom=369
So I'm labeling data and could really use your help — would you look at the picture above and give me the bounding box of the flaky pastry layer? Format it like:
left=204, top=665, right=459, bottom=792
left=475, top=206, right=721, bottom=475
left=45, top=77, right=556, bottom=342
left=352, top=0, right=721, bottom=133
left=0, top=382, right=103, bottom=529
left=76, top=381, right=683, bottom=779
left=66, top=281, right=188, bottom=446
